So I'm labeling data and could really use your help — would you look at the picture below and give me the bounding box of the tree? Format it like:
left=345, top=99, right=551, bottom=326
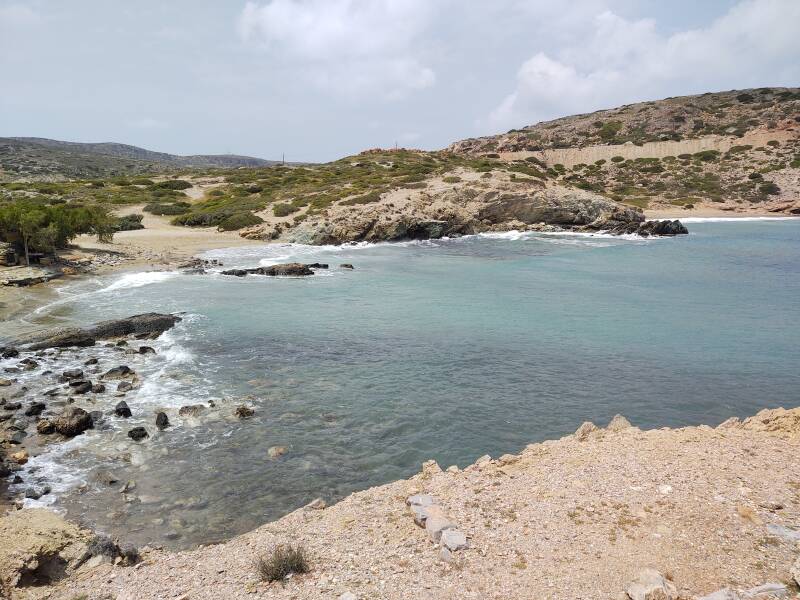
left=18, top=209, right=46, bottom=266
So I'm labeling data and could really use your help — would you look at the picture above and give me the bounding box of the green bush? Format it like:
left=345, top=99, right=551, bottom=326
left=611, top=156, right=625, bottom=163
left=114, top=214, right=144, bottom=232
left=255, top=545, right=309, bottom=583
left=598, top=121, right=622, bottom=141
left=340, top=191, right=382, bottom=206
left=143, top=202, right=190, bottom=215
left=759, top=182, right=780, bottom=195
left=273, top=203, right=299, bottom=217
left=154, top=179, right=192, bottom=190
left=442, top=176, right=462, bottom=183
left=217, top=212, right=263, bottom=231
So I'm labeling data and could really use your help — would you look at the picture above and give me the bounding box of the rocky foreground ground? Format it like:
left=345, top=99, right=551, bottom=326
left=1, top=407, right=799, bottom=599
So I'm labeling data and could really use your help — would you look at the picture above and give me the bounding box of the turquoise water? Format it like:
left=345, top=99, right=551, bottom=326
left=10, top=219, right=800, bottom=548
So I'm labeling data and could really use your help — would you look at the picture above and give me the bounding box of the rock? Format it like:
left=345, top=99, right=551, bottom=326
left=305, top=262, right=328, bottom=269
left=9, top=431, right=26, bottom=444
left=425, top=514, right=456, bottom=543
left=89, top=410, right=104, bottom=427
left=421, top=459, right=443, bottom=476
left=24, top=485, right=51, bottom=500
left=62, top=369, right=84, bottom=380
left=607, top=414, right=633, bottom=432
left=91, top=383, right=106, bottom=393
left=70, top=381, right=92, bottom=394
left=1, top=348, right=19, bottom=359
left=24, top=402, right=46, bottom=417
left=222, top=263, right=314, bottom=277
left=743, top=583, right=789, bottom=598
left=138, top=346, right=156, bottom=354
left=84, top=357, right=98, bottom=365
left=792, top=557, right=800, bottom=587
left=339, top=263, right=354, bottom=269
left=575, top=421, right=600, bottom=441
left=115, top=401, right=132, bottom=418
left=267, top=445, right=287, bottom=458
left=0, top=378, right=12, bottom=386
left=36, top=420, right=55, bottom=435
left=234, top=405, right=254, bottom=419
left=155, top=412, right=169, bottom=430
left=117, top=381, right=133, bottom=393
left=339, top=593, right=357, bottom=600
left=411, top=504, right=446, bottom=527
left=3, top=402, right=21, bottom=411
left=119, top=543, right=140, bottom=565
left=637, top=219, right=689, bottom=236
left=10, top=450, right=28, bottom=464
left=102, top=365, right=133, bottom=380
left=20, top=313, right=181, bottom=350
left=625, top=568, right=677, bottom=600
left=407, top=494, right=436, bottom=507
left=127, top=427, right=148, bottom=442
left=304, top=498, right=326, bottom=510
left=178, top=405, right=205, bottom=417
left=765, top=524, right=800, bottom=542
left=53, top=407, right=93, bottom=437
left=440, top=528, right=468, bottom=551
left=0, top=509, right=95, bottom=591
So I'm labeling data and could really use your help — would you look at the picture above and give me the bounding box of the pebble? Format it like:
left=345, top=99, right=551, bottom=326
left=268, top=446, right=287, bottom=458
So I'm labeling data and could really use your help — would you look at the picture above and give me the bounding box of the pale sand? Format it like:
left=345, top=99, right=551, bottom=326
left=36, top=407, right=800, bottom=600
left=645, top=206, right=793, bottom=220
left=74, top=205, right=262, bottom=265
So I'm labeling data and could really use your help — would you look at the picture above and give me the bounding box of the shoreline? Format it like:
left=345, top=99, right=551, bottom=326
left=2, top=406, right=799, bottom=599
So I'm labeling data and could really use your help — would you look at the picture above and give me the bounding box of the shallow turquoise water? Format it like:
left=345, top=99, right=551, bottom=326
left=10, top=219, right=800, bottom=548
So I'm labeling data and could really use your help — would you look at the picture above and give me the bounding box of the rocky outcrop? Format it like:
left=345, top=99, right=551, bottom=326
left=221, top=263, right=315, bottom=277
left=52, top=407, right=93, bottom=437
left=606, top=219, right=689, bottom=236
left=18, top=313, right=182, bottom=350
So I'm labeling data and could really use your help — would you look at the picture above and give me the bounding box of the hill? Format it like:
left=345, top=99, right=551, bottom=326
left=0, top=137, right=276, bottom=181
left=449, top=88, right=800, bottom=213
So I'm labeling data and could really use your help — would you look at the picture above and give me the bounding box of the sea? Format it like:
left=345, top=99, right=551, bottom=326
left=3, top=218, right=799, bottom=549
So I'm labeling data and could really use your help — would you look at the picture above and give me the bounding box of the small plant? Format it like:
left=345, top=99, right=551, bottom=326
left=154, top=179, right=192, bottom=190
left=255, top=545, right=310, bottom=582
left=442, top=176, right=461, bottom=183
left=273, top=203, right=299, bottom=217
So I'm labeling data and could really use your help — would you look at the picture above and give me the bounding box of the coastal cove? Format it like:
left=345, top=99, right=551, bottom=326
left=2, top=219, right=799, bottom=553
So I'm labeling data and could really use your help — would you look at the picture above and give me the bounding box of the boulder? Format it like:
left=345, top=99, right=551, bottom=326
left=440, top=528, right=468, bottom=551
left=52, top=407, right=93, bottom=437
left=258, top=263, right=314, bottom=276
left=70, top=381, right=92, bottom=395
left=114, top=401, right=132, bottom=418
left=36, top=420, right=55, bottom=435
left=117, top=381, right=133, bottom=393
left=221, top=269, right=248, bottom=277
left=638, top=219, right=689, bottom=236
left=155, top=412, right=169, bottom=430
left=24, top=402, right=46, bottom=417
left=267, top=445, right=287, bottom=458
left=178, top=405, right=205, bottom=417
left=625, top=568, right=677, bottom=600
left=138, top=346, right=156, bottom=355
left=340, top=263, right=354, bottom=269
left=235, top=405, right=255, bottom=419
left=102, top=365, right=133, bottom=380
left=305, top=263, right=328, bottom=269
left=61, top=369, right=83, bottom=380
left=127, top=427, right=148, bottom=442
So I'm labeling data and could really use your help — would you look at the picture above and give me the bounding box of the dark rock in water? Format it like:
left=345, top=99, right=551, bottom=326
left=127, top=426, right=148, bottom=442
left=20, top=313, right=181, bottom=350
left=235, top=405, right=255, bottom=419
left=20, top=358, right=39, bottom=371
left=117, top=381, right=133, bottom=393
left=102, top=365, right=133, bottom=380
left=138, top=346, right=156, bottom=355
left=84, top=357, right=99, bottom=365
left=92, top=471, right=120, bottom=486
left=24, top=402, right=46, bottom=417
left=24, top=485, right=51, bottom=500
left=221, top=269, right=248, bottom=277
left=3, top=402, right=22, bottom=411
left=70, top=381, right=92, bottom=395
left=305, top=263, right=328, bottom=269
left=155, top=411, right=169, bottom=430
left=1, top=347, right=19, bottom=359
left=89, top=410, right=105, bottom=426
left=43, top=387, right=60, bottom=396
left=178, top=404, right=205, bottom=417
left=37, top=419, right=55, bottom=435
left=222, top=263, right=315, bottom=277
left=115, top=340, right=128, bottom=347
left=53, top=406, right=93, bottom=437
left=120, top=543, right=140, bottom=565
left=91, top=383, right=106, bottom=393
left=639, top=219, right=689, bottom=236
left=115, top=401, right=132, bottom=418
left=340, top=263, right=354, bottom=269
left=62, top=369, right=84, bottom=380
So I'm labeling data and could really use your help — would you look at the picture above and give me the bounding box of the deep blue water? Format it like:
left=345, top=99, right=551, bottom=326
left=8, top=219, right=800, bottom=548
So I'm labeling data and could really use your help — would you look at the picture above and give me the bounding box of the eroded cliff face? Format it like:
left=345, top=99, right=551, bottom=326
left=281, top=178, right=646, bottom=245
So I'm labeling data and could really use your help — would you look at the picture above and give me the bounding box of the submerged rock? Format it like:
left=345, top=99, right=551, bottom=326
left=115, top=401, right=132, bottom=418
left=221, top=263, right=315, bottom=277
left=155, top=412, right=170, bottom=430
left=102, top=365, right=133, bottom=380
left=235, top=405, right=255, bottom=419
left=178, top=405, right=205, bottom=417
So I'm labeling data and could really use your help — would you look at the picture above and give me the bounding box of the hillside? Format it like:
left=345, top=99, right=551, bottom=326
left=450, top=88, right=800, bottom=212
left=0, top=137, right=276, bottom=181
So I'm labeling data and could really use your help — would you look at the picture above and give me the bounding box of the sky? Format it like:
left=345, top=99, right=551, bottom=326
left=1, top=0, right=798, bottom=162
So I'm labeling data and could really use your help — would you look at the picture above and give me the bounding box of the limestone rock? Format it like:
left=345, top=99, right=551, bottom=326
left=440, top=528, right=468, bottom=551
left=425, top=514, right=456, bottom=543
left=268, top=446, right=287, bottom=458
left=607, top=414, right=633, bottom=432
left=575, top=421, right=600, bottom=441
left=625, top=568, right=677, bottom=600
left=235, top=405, right=255, bottom=419
left=53, top=406, right=93, bottom=437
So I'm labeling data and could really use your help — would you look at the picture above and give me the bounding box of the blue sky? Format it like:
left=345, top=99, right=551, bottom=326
left=1, top=0, right=797, bottom=162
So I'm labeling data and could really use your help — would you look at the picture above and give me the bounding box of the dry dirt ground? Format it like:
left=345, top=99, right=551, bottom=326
left=16, top=407, right=800, bottom=600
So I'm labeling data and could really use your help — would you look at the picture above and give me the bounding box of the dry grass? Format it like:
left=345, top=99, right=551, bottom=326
left=255, top=545, right=310, bottom=582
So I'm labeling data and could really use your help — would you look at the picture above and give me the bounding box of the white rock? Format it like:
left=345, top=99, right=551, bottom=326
left=406, top=494, right=435, bottom=507
left=658, top=485, right=673, bottom=495
left=440, top=528, right=468, bottom=551
left=575, top=421, right=599, bottom=441
left=625, top=568, right=677, bottom=600
left=425, top=515, right=456, bottom=543
left=339, top=593, right=357, bottom=600
left=744, top=583, right=788, bottom=598
left=413, top=505, right=446, bottom=528
left=607, top=414, right=633, bottom=431
left=304, top=498, right=326, bottom=510
left=696, top=589, right=739, bottom=600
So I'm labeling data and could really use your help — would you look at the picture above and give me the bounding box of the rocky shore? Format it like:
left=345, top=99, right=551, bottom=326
left=1, top=406, right=799, bottom=599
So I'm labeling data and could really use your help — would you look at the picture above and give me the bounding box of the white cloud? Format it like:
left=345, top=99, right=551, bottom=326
left=237, top=0, right=436, bottom=97
left=0, top=3, right=41, bottom=28
left=489, top=0, right=800, bottom=130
